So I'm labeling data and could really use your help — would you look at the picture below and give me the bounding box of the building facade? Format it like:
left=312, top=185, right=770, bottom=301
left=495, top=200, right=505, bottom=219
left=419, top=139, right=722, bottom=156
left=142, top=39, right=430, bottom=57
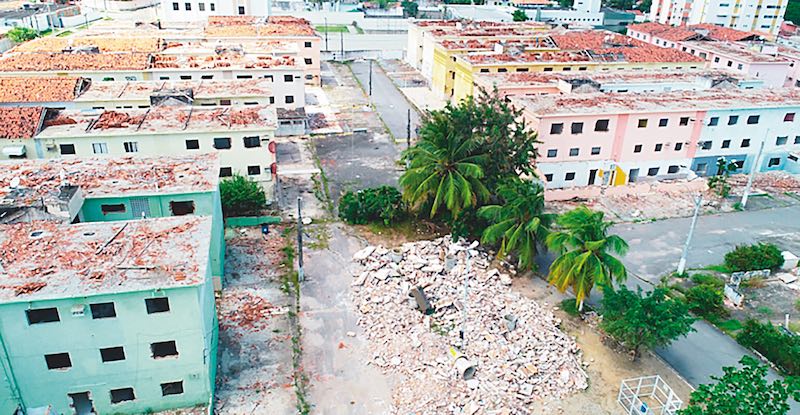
left=0, top=216, right=217, bottom=415
left=648, top=0, right=787, bottom=36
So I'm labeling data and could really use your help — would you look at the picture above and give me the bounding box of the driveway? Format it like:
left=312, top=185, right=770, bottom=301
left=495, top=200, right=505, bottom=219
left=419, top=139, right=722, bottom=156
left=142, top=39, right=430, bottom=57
left=349, top=60, right=421, bottom=143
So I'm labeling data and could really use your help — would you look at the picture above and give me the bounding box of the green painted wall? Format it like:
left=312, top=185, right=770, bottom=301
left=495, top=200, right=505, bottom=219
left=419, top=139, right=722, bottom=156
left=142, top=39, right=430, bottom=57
left=79, top=191, right=225, bottom=279
left=0, top=271, right=216, bottom=413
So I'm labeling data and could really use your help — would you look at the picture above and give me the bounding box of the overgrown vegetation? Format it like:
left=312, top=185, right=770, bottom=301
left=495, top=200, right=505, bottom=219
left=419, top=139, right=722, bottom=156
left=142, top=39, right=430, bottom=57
left=512, top=9, right=528, bottom=21
left=737, top=320, right=800, bottom=376
left=787, top=0, right=800, bottom=25
left=338, top=186, right=405, bottom=226
left=724, top=242, right=784, bottom=272
left=219, top=174, right=267, bottom=217
left=560, top=298, right=592, bottom=317
left=600, top=286, right=695, bottom=361
left=707, top=157, right=739, bottom=197
left=280, top=233, right=311, bottom=414
left=690, top=273, right=724, bottom=289
left=401, top=0, right=418, bottom=17
left=7, top=27, right=39, bottom=43
left=679, top=356, right=800, bottom=415
left=685, top=284, right=727, bottom=318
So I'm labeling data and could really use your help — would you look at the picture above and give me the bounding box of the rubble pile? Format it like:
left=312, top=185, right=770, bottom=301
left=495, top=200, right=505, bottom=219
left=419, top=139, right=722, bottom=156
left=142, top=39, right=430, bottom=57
left=730, top=171, right=800, bottom=192
left=351, top=237, right=588, bottom=414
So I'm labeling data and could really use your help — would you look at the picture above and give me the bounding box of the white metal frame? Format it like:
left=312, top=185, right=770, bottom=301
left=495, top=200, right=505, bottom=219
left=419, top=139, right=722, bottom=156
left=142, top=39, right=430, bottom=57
left=617, top=375, right=683, bottom=415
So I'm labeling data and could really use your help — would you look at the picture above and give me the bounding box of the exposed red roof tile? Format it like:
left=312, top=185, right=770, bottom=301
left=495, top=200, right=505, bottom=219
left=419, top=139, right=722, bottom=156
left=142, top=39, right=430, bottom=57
left=0, top=107, right=45, bottom=139
left=0, top=77, right=83, bottom=102
left=0, top=53, right=151, bottom=71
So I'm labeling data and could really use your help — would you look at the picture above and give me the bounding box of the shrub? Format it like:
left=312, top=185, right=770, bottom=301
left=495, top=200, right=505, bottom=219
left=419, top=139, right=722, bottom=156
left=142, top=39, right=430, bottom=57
left=7, top=27, right=38, bottom=43
left=690, top=273, right=724, bottom=289
left=685, top=284, right=727, bottom=318
left=737, top=319, right=800, bottom=376
left=559, top=298, right=592, bottom=317
left=723, top=243, right=784, bottom=272
left=338, top=186, right=404, bottom=226
left=219, top=174, right=267, bottom=217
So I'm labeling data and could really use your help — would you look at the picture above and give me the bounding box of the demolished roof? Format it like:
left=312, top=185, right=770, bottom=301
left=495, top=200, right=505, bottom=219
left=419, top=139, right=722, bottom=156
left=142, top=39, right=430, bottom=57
left=37, top=105, right=277, bottom=138
left=0, top=77, right=85, bottom=103
left=0, top=216, right=211, bottom=302
left=628, top=22, right=759, bottom=42
left=0, top=53, right=152, bottom=72
left=204, top=15, right=317, bottom=37
left=0, top=107, right=45, bottom=139
left=0, top=154, right=220, bottom=207
left=514, top=88, right=800, bottom=116
left=11, top=36, right=162, bottom=53
left=74, top=79, right=272, bottom=102
left=476, top=68, right=753, bottom=86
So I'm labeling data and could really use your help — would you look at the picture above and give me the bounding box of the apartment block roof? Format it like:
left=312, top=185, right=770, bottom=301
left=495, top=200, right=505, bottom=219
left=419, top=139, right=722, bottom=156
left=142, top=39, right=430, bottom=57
left=152, top=53, right=297, bottom=70
left=683, top=41, right=790, bottom=63
left=0, top=154, right=219, bottom=208
left=0, top=107, right=45, bottom=139
left=0, top=215, right=211, bottom=302
left=204, top=15, right=317, bottom=37
left=477, top=68, right=752, bottom=86
left=37, top=105, right=276, bottom=138
left=11, top=36, right=163, bottom=53
left=514, top=88, right=800, bottom=116
left=0, top=53, right=152, bottom=72
left=75, top=79, right=272, bottom=102
left=628, top=22, right=759, bottom=42
left=160, top=39, right=298, bottom=56
left=440, top=36, right=558, bottom=51
left=0, top=77, right=87, bottom=103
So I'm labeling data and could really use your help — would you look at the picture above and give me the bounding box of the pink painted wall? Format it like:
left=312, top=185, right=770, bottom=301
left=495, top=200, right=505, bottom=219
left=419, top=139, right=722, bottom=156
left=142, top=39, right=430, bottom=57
left=616, top=111, right=699, bottom=162
left=532, top=114, right=617, bottom=163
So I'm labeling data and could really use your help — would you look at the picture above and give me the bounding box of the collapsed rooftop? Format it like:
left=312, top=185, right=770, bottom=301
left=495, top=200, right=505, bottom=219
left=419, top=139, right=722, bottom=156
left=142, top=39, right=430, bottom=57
left=0, top=215, right=211, bottom=302
left=37, top=105, right=276, bottom=138
left=74, top=78, right=272, bottom=102
left=204, top=15, right=317, bottom=37
left=475, top=68, right=753, bottom=86
left=11, top=36, right=163, bottom=54
left=514, top=87, right=800, bottom=116
left=629, top=22, right=760, bottom=42
left=0, top=154, right=220, bottom=208
left=152, top=53, right=297, bottom=70
left=0, top=107, right=45, bottom=139
left=681, top=41, right=791, bottom=63
left=0, top=77, right=87, bottom=103
left=0, top=53, right=152, bottom=72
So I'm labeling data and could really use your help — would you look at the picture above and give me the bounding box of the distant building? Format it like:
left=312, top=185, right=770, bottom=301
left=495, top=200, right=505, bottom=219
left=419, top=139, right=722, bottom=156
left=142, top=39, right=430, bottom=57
left=0, top=215, right=217, bottom=415
left=648, top=0, right=786, bottom=37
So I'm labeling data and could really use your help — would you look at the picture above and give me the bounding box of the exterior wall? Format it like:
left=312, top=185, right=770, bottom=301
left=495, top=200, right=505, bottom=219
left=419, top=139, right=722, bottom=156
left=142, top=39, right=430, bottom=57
left=0, top=280, right=216, bottom=414
left=678, top=44, right=791, bottom=88
left=649, top=0, right=786, bottom=36
left=79, top=191, right=225, bottom=279
left=406, top=23, right=426, bottom=70
left=35, top=130, right=277, bottom=199
left=0, top=138, right=39, bottom=161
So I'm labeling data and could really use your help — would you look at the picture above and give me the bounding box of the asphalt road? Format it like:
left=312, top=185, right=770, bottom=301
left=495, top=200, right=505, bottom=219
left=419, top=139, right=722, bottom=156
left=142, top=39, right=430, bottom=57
left=611, top=205, right=800, bottom=409
left=349, top=60, right=421, bottom=143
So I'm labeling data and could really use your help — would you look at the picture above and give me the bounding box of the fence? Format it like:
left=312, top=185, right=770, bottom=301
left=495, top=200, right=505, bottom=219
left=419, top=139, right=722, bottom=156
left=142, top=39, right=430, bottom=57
left=618, top=375, right=682, bottom=415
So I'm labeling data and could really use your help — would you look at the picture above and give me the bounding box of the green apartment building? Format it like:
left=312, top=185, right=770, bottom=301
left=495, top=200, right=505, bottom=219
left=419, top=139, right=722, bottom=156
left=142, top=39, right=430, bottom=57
left=0, top=215, right=217, bottom=414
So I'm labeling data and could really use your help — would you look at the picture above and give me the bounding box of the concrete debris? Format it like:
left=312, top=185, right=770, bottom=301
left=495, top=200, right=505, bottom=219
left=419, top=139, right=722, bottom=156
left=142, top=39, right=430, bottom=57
left=351, top=236, right=588, bottom=414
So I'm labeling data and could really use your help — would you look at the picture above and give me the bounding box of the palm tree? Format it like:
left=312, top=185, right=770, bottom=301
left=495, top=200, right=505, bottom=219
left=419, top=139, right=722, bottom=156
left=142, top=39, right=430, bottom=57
left=399, top=109, right=490, bottom=219
left=546, top=206, right=628, bottom=310
left=478, top=179, right=554, bottom=271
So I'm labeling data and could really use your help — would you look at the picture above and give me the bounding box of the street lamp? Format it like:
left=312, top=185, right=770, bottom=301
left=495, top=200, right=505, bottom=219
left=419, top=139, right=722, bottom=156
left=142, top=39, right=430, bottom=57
left=450, top=240, right=479, bottom=351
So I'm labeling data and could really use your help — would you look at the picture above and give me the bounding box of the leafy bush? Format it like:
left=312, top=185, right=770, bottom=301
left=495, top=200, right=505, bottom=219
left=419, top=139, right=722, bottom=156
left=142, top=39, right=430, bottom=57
left=7, top=27, right=38, bottom=43
left=338, top=186, right=404, bottom=226
left=219, top=174, right=267, bottom=217
left=685, top=284, right=727, bottom=317
left=690, top=273, right=724, bottom=289
left=559, top=298, right=592, bottom=317
left=737, top=320, right=800, bottom=376
left=723, top=243, right=784, bottom=272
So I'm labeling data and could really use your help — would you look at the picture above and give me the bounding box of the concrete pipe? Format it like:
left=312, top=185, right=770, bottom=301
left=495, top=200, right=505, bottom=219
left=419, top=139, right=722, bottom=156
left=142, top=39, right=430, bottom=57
left=454, top=356, right=476, bottom=380
left=408, top=286, right=434, bottom=315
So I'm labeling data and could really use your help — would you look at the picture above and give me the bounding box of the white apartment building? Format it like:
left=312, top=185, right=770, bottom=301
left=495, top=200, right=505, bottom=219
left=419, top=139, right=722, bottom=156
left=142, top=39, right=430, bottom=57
left=649, top=0, right=787, bottom=36
left=0, top=105, right=280, bottom=197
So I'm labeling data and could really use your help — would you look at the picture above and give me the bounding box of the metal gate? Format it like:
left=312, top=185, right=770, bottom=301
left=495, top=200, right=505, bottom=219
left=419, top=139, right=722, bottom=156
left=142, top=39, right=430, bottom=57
left=130, top=197, right=151, bottom=219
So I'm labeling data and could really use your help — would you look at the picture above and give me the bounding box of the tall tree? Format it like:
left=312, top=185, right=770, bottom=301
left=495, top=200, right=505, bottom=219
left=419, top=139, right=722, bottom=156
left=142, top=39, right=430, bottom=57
left=478, top=178, right=554, bottom=271
left=601, top=286, right=695, bottom=361
left=512, top=9, right=528, bottom=21
left=679, top=356, right=800, bottom=415
left=399, top=108, right=490, bottom=219
left=219, top=174, right=267, bottom=217
left=546, top=206, right=628, bottom=310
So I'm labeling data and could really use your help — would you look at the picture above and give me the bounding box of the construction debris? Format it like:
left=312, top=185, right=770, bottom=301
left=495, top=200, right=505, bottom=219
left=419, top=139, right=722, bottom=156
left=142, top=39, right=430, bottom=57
left=351, top=237, right=588, bottom=414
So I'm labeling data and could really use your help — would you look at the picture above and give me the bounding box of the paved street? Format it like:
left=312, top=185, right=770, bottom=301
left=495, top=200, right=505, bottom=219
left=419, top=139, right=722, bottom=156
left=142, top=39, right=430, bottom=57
left=349, top=60, right=421, bottom=142
left=611, top=205, right=800, bottom=409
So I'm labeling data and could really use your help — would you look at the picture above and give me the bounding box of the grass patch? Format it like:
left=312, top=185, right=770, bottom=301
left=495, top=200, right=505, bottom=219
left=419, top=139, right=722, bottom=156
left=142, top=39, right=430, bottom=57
left=55, top=30, right=72, bottom=37
left=691, top=273, right=724, bottom=289
left=700, top=264, right=731, bottom=273
left=365, top=217, right=427, bottom=240
left=559, top=298, right=593, bottom=317
left=711, top=317, right=743, bottom=336
left=315, top=24, right=349, bottom=33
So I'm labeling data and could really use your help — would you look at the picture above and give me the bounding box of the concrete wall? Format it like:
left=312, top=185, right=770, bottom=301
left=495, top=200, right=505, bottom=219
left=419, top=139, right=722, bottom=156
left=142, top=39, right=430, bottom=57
left=0, top=280, right=216, bottom=414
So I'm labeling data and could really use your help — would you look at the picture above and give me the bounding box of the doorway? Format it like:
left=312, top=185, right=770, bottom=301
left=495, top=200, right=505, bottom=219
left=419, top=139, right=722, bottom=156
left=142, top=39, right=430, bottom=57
left=588, top=169, right=598, bottom=185
left=68, top=392, right=95, bottom=415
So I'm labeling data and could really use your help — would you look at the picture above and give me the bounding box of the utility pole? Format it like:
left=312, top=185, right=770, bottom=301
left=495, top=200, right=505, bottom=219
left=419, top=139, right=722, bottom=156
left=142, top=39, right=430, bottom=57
left=460, top=241, right=478, bottom=351
left=369, top=60, right=373, bottom=96
left=677, top=194, right=703, bottom=275
left=340, top=31, right=344, bottom=61
left=296, top=197, right=304, bottom=282
left=406, top=108, right=411, bottom=147
left=324, top=17, right=329, bottom=52
left=741, top=139, right=766, bottom=209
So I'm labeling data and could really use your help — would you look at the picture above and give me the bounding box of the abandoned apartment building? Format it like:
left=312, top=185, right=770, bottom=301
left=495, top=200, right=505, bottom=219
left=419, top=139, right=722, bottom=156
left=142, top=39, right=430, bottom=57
left=0, top=104, right=281, bottom=200
left=0, top=215, right=217, bottom=415
left=0, top=154, right=225, bottom=282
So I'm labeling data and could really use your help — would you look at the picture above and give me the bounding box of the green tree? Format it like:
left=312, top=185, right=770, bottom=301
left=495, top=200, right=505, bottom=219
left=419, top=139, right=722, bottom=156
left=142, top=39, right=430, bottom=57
left=478, top=178, right=554, bottom=271
left=338, top=186, right=405, bottom=225
left=601, top=286, right=695, bottom=361
left=559, top=0, right=574, bottom=7
left=679, top=356, right=800, bottom=415
left=685, top=284, right=727, bottom=318
left=707, top=156, right=738, bottom=197
left=636, top=0, right=652, bottom=11
left=219, top=174, right=267, bottom=217
left=401, top=0, right=418, bottom=17
left=399, top=108, right=490, bottom=220
left=786, top=0, right=800, bottom=25
left=546, top=206, right=628, bottom=310
left=512, top=9, right=528, bottom=21
left=7, top=27, right=39, bottom=43
left=724, top=242, right=784, bottom=272
left=400, top=91, right=538, bottom=223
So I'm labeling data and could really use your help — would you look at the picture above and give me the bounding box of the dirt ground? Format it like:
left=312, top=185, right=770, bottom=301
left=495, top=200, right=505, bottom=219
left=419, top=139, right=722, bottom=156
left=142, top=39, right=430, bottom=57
left=214, top=227, right=296, bottom=415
